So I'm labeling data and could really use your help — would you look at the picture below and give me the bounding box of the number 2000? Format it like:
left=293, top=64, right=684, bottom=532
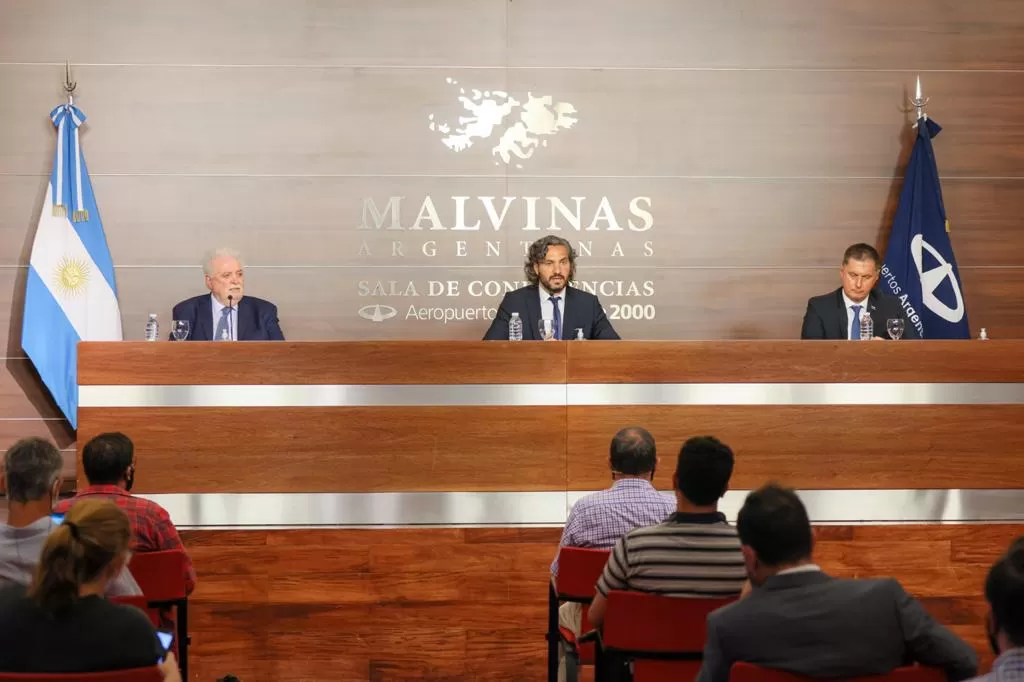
left=608, top=304, right=656, bottom=320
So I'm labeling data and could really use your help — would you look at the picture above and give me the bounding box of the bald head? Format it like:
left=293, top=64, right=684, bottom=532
left=609, top=427, right=656, bottom=476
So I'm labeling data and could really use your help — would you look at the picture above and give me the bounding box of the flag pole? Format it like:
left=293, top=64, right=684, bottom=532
left=901, top=74, right=930, bottom=125
left=63, top=60, right=76, bottom=106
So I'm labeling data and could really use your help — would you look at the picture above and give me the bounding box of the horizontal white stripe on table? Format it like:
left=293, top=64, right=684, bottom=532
left=80, top=383, right=1024, bottom=408
left=140, top=489, right=1024, bottom=529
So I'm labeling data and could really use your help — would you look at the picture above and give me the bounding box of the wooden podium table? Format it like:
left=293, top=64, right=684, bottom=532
left=74, top=341, right=1024, bottom=680
left=77, top=340, right=1024, bottom=497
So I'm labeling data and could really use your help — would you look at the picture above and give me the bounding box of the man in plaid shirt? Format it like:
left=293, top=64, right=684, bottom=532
left=970, top=537, right=1024, bottom=682
left=551, top=427, right=674, bottom=681
left=55, top=433, right=196, bottom=594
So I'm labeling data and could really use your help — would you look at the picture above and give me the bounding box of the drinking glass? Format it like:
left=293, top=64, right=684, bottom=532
left=171, top=320, right=191, bottom=341
left=886, top=318, right=905, bottom=341
left=538, top=318, right=555, bottom=341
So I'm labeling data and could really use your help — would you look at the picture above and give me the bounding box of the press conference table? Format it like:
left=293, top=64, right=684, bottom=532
left=75, top=340, right=1024, bottom=526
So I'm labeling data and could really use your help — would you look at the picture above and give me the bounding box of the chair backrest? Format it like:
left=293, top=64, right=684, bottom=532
left=0, top=667, right=163, bottom=681
left=128, top=550, right=188, bottom=602
left=555, top=547, right=611, bottom=601
left=729, top=663, right=948, bottom=682
left=602, top=591, right=735, bottom=653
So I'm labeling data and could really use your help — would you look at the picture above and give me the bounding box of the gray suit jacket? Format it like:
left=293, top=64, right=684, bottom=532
left=697, top=571, right=978, bottom=682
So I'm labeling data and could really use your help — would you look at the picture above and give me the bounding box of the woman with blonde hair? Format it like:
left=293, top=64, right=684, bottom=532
left=0, top=499, right=180, bottom=679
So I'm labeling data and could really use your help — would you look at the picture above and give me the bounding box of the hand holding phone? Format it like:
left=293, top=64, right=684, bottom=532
left=155, top=629, right=174, bottom=664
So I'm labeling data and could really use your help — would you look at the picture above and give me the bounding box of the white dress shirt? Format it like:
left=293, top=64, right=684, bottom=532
left=538, top=285, right=566, bottom=339
left=211, top=294, right=238, bottom=341
left=842, top=291, right=870, bottom=340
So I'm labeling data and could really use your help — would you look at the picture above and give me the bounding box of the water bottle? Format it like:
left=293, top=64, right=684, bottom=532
left=979, top=327, right=989, bottom=341
left=144, top=314, right=159, bottom=342
left=508, top=312, right=523, bottom=341
left=574, top=328, right=585, bottom=341
left=859, top=310, right=873, bottom=340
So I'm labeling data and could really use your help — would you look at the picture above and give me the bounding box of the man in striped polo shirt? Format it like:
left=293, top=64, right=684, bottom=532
left=587, top=436, right=747, bottom=628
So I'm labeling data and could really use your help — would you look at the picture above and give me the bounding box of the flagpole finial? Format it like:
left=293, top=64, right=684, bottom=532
left=63, top=61, right=76, bottom=106
left=901, top=74, right=930, bottom=125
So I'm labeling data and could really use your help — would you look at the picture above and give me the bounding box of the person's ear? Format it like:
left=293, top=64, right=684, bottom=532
left=0, top=473, right=6, bottom=496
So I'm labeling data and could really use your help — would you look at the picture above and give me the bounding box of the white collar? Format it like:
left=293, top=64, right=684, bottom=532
left=776, top=563, right=822, bottom=576
left=841, top=290, right=869, bottom=311
left=539, top=283, right=564, bottom=300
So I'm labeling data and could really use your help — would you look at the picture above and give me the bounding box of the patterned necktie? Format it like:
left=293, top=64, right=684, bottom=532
left=549, top=296, right=562, bottom=340
left=850, top=305, right=862, bottom=340
left=215, top=307, right=232, bottom=341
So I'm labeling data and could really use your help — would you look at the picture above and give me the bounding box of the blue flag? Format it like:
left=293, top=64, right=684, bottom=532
left=22, top=104, right=122, bottom=428
left=880, top=118, right=970, bottom=339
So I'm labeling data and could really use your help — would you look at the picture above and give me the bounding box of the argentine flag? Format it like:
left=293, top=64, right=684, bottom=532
left=22, top=104, right=121, bottom=429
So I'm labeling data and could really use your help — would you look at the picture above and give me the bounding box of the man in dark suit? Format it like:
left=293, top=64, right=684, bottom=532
left=482, top=236, right=619, bottom=340
left=696, top=485, right=977, bottom=682
left=801, top=242, right=919, bottom=340
left=171, top=248, right=285, bottom=341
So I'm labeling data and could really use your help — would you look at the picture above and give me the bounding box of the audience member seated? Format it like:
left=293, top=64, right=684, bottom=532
left=55, top=432, right=197, bottom=594
left=0, top=437, right=140, bottom=596
left=587, top=436, right=746, bottom=628
left=696, top=484, right=979, bottom=682
left=968, top=536, right=1024, bottom=682
left=0, top=499, right=181, bottom=680
left=552, top=426, right=675, bottom=680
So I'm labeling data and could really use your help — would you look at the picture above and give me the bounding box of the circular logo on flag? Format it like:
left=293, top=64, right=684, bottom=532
left=911, top=235, right=965, bottom=323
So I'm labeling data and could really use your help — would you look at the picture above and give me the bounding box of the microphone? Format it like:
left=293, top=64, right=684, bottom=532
left=227, top=294, right=235, bottom=341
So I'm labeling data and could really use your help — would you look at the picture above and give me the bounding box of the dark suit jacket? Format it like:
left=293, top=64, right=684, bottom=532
left=697, top=571, right=978, bottom=682
left=801, top=287, right=920, bottom=340
left=171, top=294, right=285, bottom=341
left=482, top=285, right=620, bottom=340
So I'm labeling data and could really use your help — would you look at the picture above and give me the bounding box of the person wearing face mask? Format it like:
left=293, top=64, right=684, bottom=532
left=696, top=484, right=977, bottom=682
left=483, top=236, right=620, bottom=340
left=54, top=433, right=196, bottom=595
left=970, top=538, right=1024, bottom=682
left=801, top=243, right=919, bottom=340
left=0, top=437, right=140, bottom=595
left=170, top=247, right=285, bottom=341
left=0, top=499, right=182, bottom=680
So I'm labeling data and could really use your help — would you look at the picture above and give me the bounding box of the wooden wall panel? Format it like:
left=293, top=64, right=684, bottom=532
left=0, top=0, right=508, bottom=67
left=180, top=524, right=1021, bottom=680
left=506, top=0, right=1024, bottom=69
left=2, top=68, right=1022, bottom=178
left=78, top=406, right=567, bottom=493
left=78, top=341, right=566, bottom=385
left=567, top=340, right=1024, bottom=383
left=1, top=177, right=1017, bottom=270
left=567, top=405, right=1024, bottom=490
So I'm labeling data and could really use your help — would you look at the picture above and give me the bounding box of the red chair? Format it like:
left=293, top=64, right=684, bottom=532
left=0, top=668, right=163, bottom=681
left=729, top=663, right=946, bottom=682
left=129, top=550, right=190, bottom=680
left=596, top=591, right=735, bottom=682
left=547, top=547, right=612, bottom=682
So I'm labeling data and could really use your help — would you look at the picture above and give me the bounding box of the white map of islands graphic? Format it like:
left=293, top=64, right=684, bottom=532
left=428, top=77, right=578, bottom=168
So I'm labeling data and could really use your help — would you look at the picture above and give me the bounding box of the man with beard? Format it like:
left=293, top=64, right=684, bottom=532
left=483, top=236, right=620, bottom=340
left=54, top=433, right=196, bottom=596
left=967, top=537, right=1024, bottom=682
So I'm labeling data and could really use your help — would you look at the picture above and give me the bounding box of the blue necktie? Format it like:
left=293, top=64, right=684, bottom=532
left=549, top=296, right=562, bottom=340
left=215, top=307, right=232, bottom=341
left=850, top=305, right=862, bottom=340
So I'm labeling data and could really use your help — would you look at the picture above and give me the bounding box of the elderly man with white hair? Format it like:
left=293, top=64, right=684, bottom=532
left=170, top=248, right=285, bottom=341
